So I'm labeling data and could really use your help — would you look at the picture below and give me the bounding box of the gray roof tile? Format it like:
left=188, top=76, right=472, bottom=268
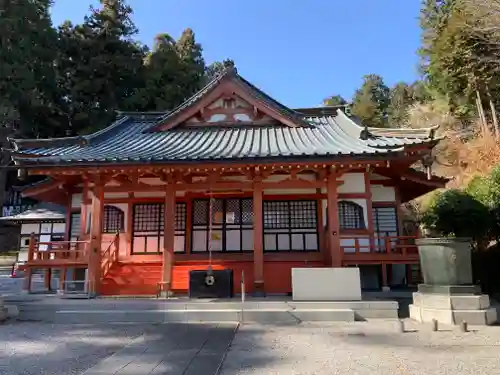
left=12, top=110, right=436, bottom=166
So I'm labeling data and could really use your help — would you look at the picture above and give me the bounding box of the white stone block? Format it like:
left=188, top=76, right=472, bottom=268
left=292, top=268, right=362, bottom=301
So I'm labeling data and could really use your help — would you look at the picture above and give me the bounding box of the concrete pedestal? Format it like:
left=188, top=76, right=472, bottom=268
left=409, top=289, right=498, bottom=325
left=292, top=268, right=362, bottom=301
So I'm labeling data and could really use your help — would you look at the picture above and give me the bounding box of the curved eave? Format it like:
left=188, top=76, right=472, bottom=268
left=11, top=149, right=410, bottom=169
left=336, top=109, right=440, bottom=141
left=9, top=116, right=131, bottom=152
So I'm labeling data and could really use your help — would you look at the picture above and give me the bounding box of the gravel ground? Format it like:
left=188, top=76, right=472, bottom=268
left=3, top=320, right=500, bottom=375
left=0, top=322, right=148, bottom=375
left=220, top=320, right=500, bottom=375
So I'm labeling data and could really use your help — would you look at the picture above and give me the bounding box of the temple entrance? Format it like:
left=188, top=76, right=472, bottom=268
left=191, top=198, right=254, bottom=252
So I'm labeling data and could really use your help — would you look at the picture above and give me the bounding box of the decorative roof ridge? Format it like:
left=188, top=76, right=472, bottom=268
left=116, top=110, right=169, bottom=119
left=10, top=115, right=132, bottom=152
left=406, top=167, right=450, bottom=182
left=295, top=106, right=347, bottom=117
left=154, top=66, right=238, bottom=126
left=12, top=177, right=54, bottom=191
left=149, top=66, right=312, bottom=130
left=335, top=109, right=440, bottom=140
left=9, top=135, right=87, bottom=151
left=232, top=74, right=311, bottom=127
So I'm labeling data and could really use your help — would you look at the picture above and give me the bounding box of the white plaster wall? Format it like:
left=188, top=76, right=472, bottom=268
left=371, top=185, right=396, bottom=202
left=40, top=223, right=52, bottom=234
left=221, top=175, right=248, bottom=181
left=139, top=178, right=166, bottom=186
left=53, top=223, right=66, bottom=234
left=264, top=174, right=289, bottom=183
left=264, top=188, right=316, bottom=195
left=71, top=193, right=82, bottom=209
left=338, top=173, right=366, bottom=193
left=369, top=173, right=390, bottom=181
left=135, top=191, right=165, bottom=198
left=105, top=192, right=129, bottom=199
left=21, top=223, right=39, bottom=234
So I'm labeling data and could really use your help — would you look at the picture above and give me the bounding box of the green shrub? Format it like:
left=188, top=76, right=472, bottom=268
left=421, top=189, right=491, bottom=240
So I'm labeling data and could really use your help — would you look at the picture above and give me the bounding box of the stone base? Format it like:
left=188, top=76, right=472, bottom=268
left=418, top=284, right=481, bottom=295
left=252, top=281, right=266, bottom=297
left=409, top=291, right=498, bottom=325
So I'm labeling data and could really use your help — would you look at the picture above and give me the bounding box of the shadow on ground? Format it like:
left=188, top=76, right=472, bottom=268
left=0, top=321, right=278, bottom=375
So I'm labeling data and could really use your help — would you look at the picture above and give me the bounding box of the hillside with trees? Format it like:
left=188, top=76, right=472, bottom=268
left=3, top=0, right=500, bottom=197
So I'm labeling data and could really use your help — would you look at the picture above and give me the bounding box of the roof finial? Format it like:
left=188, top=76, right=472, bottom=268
left=360, top=122, right=370, bottom=140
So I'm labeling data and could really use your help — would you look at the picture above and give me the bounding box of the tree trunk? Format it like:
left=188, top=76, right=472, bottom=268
left=487, top=88, right=500, bottom=140
left=476, top=90, right=488, bottom=136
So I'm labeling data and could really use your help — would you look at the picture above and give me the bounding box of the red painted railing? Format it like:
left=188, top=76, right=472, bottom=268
left=28, top=236, right=90, bottom=265
left=340, top=235, right=420, bottom=264
left=101, top=232, right=120, bottom=278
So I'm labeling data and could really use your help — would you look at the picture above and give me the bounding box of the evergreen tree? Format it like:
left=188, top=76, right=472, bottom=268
left=0, top=0, right=58, bottom=137
left=351, top=74, right=390, bottom=127
left=130, top=33, right=186, bottom=111
left=388, top=82, right=415, bottom=126
left=176, top=28, right=205, bottom=96
left=57, top=0, right=146, bottom=134
left=205, top=59, right=235, bottom=82
left=323, top=95, right=347, bottom=107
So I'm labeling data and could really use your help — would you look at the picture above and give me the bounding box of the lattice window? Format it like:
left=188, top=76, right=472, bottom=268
left=131, top=203, right=187, bottom=254
left=175, top=203, right=187, bottom=231
left=263, top=200, right=318, bottom=252
left=133, top=204, right=164, bottom=233
left=103, top=205, right=125, bottom=233
left=372, top=205, right=399, bottom=252
left=191, top=198, right=253, bottom=252
left=132, top=204, right=164, bottom=254
left=338, top=201, right=365, bottom=230
left=193, top=200, right=208, bottom=225
left=372, top=206, right=398, bottom=235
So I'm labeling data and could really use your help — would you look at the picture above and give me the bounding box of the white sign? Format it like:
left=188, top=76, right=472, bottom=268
left=226, top=212, right=235, bottom=224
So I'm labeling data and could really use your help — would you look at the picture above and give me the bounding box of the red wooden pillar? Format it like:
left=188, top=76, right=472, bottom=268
left=23, top=233, right=36, bottom=293
left=80, top=180, right=88, bottom=237
left=327, top=170, right=342, bottom=267
left=88, top=183, right=104, bottom=295
left=253, top=180, right=264, bottom=295
left=162, top=185, right=176, bottom=293
left=364, top=171, right=375, bottom=251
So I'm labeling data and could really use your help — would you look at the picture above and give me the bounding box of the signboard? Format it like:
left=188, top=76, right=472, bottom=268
left=2, top=205, right=33, bottom=217
left=226, top=212, right=235, bottom=224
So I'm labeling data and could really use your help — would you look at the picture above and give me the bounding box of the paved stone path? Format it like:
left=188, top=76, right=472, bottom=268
left=82, top=323, right=237, bottom=375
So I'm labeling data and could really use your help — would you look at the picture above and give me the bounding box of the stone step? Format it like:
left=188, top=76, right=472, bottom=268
left=412, top=292, right=492, bottom=310
left=48, top=308, right=356, bottom=324
left=409, top=304, right=498, bottom=325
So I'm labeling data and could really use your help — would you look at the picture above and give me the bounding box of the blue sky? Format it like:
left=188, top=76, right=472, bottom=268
left=50, top=0, right=423, bottom=108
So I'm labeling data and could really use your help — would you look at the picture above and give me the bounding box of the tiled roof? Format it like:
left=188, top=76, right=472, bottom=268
left=9, top=68, right=439, bottom=167
left=10, top=110, right=437, bottom=166
left=0, top=203, right=66, bottom=221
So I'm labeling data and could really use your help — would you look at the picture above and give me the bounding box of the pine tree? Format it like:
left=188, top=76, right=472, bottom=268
left=351, top=74, right=390, bottom=127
